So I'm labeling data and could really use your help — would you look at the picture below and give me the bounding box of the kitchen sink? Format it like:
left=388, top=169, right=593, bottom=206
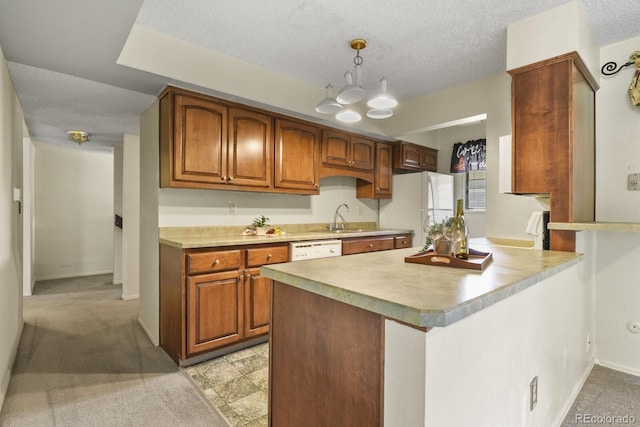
left=328, top=229, right=364, bottom=234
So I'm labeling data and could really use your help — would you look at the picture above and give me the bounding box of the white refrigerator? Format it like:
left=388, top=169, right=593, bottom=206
left=379, top=172, right=454, bottom=248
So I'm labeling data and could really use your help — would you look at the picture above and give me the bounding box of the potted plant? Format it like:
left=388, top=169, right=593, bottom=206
left=252, top=215, right=270, bottom=235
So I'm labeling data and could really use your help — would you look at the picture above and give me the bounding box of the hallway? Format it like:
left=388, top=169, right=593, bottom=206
left=0, top=274, right=228, bottom=426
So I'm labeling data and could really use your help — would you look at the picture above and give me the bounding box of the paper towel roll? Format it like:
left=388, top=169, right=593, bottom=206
left=526, top=211, right=542, bottom=236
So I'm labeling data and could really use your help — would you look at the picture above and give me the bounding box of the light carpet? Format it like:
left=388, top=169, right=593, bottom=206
left=0, top=274, right=230, bottom=427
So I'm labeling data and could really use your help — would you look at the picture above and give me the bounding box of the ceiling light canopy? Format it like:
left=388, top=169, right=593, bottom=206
left=315, top=39, right=398, bottom=123
left=67, top=130, right=90, bottom=145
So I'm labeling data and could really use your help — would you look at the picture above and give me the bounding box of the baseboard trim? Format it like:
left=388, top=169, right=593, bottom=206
left=594, top=358, right=640, bottom=377
left=554, top=358, right=596, bottom=427
left=138, top=316, right=159, bottom=347
left=34, top=270, right=113, bottom=282
left=122, top=293, right=139, bottom=301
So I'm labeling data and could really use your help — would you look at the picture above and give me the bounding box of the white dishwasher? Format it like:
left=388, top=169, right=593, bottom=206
left=289, top=240, right=342, bottom=261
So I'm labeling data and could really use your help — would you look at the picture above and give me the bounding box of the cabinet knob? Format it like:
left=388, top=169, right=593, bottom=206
left=213, top=259, right=220, bottom=266
left=228, top=176, right=233, bottom=181
left=239, top=273, right=244, bottom=280
left=266, top=254, right=272, bottom=259
left=368, top=244, right=373, bottom=248
left=376, top=187, right=380, bottom=192
left=246, top=272, right=251, bottom=279
left=315, top=183, right=319, bottom=188
left=221, top=176, right=226, bottom=181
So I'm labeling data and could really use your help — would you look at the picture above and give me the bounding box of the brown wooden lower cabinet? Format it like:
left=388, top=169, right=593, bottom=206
left=243, top=267, right=271, bottom=338
left=269, top=281, right=383, bottom=426
left=159, top=242, right=289, bottom=364
left=159, top=234, right=412, bottom=364
left=342, top=235, right=395, bottom=255
left=187, top=271, right=243, bottom=355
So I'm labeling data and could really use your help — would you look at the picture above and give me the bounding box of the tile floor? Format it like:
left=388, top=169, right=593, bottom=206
left=185, top=343, right=269, bottom=427
left=188, top=343, right=640, bottom=427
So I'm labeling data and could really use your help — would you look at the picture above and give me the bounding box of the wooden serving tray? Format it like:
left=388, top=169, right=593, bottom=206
left=404, top=248, right=492, bottom=270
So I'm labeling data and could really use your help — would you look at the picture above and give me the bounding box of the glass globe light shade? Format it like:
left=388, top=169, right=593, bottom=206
left=366, top=108, right=394, bottom=119
left=367, top=78, right=398, bottom=109
left=336, top=71, right=366, bottom=104
left=335, top=109, right=362, bottom=123
left=315, top=85, right=344, bottom=114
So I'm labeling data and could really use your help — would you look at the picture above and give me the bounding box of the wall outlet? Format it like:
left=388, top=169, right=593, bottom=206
left=228, top=202, right=237, bottom=215
left=530, top=376, right=538, bottom=411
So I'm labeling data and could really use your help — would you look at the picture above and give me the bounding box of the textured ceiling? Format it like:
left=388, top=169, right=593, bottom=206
left=0, top=0, right=639, bottom=151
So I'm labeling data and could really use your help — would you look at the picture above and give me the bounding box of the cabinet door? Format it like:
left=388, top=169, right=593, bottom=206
left=349, top=137, right=375, bottom=171
left=244, top=268, right=271, bottom=338
left=174, top=94, right=227, bottom=184
left=228, top=108, right=272, bottom=188
left=398, top=143, right=423, bottom=170
left=321, top=130, right=351, bottom=168
left=275, top=119, right=320, bottom=193
left=187, top=271, right=243, bottom=356
left=420, top=146, right=438, bottom=172
left=374, top=142, right=392, bottom=197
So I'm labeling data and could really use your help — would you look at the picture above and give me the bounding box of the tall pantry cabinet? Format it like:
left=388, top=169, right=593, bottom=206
left=508, top=52, right=597, bottom=252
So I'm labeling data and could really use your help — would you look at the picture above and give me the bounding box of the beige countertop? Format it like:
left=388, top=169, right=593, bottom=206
left=261, top=243, right=582, bottom=328
left=158, top=222, right=414, bottom=249
left=548, top=221, right=640, bottom=232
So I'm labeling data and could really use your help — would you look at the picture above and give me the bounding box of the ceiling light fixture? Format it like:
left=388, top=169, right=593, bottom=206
left=315, top=39, right=398, bottom=123
left=67, top=130, right=90, bottom=145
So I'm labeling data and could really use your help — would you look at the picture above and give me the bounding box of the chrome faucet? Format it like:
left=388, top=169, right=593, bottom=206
left=331, top=203, right=350, bottom=231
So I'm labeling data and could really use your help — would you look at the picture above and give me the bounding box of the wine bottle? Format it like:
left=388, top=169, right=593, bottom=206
left=454, top=199, right=469, bottom=259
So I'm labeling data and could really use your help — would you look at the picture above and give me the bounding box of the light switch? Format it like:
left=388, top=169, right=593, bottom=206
left=628, top=173, right=640, bottom=191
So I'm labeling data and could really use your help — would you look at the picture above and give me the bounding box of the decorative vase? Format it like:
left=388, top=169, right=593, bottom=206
left=256, top=227, right=267, bottom=236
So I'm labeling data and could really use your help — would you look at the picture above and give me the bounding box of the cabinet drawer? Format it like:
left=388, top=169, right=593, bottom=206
left=342, top=237, right=395, bottom=255
left=187, top=250, right=243, bottom=275
left=246, top=245, right=289, bottom=267
left=394, top=234, right=412, bottom=249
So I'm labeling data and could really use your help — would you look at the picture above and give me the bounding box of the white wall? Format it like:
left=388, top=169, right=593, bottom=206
left=423, top=259, right=594, bottom=427
left=385, top=236, right=596, bottom=426
left=139, top=101, right=160, bottom=345
left=122, top=133, right=140, bottom=300
left=590, top=35, right=640, bottom=375
left=21, top=136, right=34, bottom=296
left=0, top=44, right=24, bottom=411
left=113, top=145, right=123, bottom=285
left=159, top=176, right=378, bottom=228
left=33, top=142, right=114, bottom=280
left=380, top=74, right=542, bottom=240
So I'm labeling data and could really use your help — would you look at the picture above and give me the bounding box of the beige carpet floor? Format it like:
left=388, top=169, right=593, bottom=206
left=0, top=274, right=230, bottom=427
left=562, top=364, right=640, bottom=426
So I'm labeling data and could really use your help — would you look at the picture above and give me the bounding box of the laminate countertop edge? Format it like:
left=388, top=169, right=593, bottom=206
left=548, top=221, right=640, bottom=232
left=261, top=246, right=583, bottom=329
left=159, top=228, right=414, bottom=249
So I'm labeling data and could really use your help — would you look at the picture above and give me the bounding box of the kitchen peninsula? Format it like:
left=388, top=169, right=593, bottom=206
left=261, top=244, right=592, bottom=426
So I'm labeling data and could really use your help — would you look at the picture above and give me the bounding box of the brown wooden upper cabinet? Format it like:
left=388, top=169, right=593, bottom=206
left=322, top=130, right=375, bottom=171
left=508, top=52, right=596, bottom=252
left=159, top=86, right=392, bottom=197
left=392, top=141, right=437, bottom=173
left=160, top=88, right=272, bottom=190
left=274, top=119, right=320, bottom=194
left=356, top=141, right=393, bottom=199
